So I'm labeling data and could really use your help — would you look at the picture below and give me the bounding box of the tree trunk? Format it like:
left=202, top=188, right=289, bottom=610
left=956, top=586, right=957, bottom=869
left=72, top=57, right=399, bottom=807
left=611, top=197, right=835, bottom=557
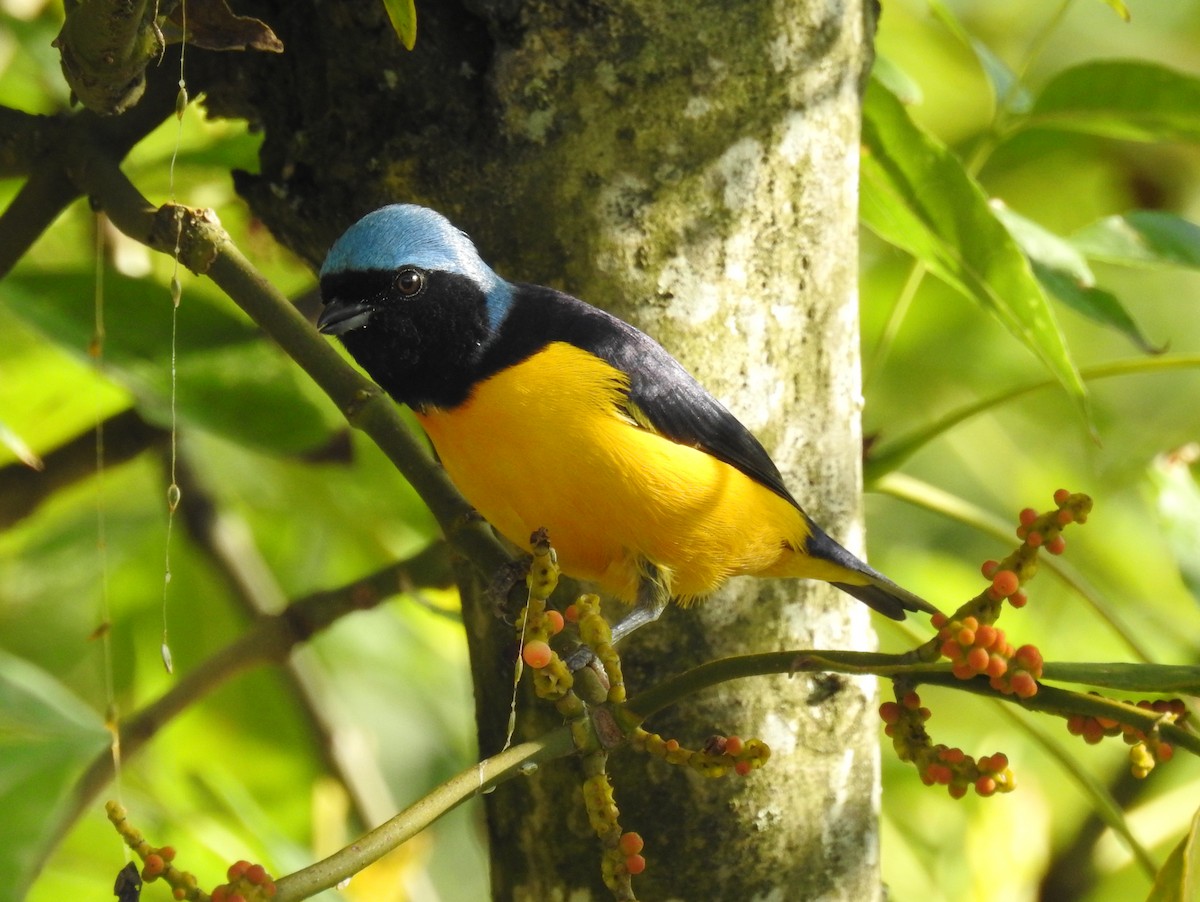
left=198, top=0, right=881, bottom=897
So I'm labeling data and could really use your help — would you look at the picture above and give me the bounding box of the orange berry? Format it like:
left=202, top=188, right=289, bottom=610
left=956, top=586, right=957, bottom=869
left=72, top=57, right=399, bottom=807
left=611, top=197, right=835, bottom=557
left=564, top=604, right=580, bottom=622
left=173, top=889, right=186, bottom=901
left=902, top=691, right=921, bottom=709
left=1158, top=743, right=1175, bottom=763
left=1026, top=531, right=1043, bottom=547
left=976, top=624, right=997, bottom=648
left=1054, top=488, right=1071, bottom=505
left=619, top=832, right=645, bottom=856
left=919, top=707, right=932, bottom=721
left=952, top=662, right=976, bottom=680
left=245, top=864, right=267, bottom=885
left=975, top=776, right=996, bottom=797
left=664, top=739, right=680, bottom=752
left=625, top=853, right=647, bottom=875
left=991, top=570, right=1020, bottom=598
left=941, top=747, right=965, bottom=764
left=228, top=860, right=251, bottom=881
left=981, top=560, right=1000, bottom=579
left=212, top=888, right=228, bottom=902
left=545, top=610, right=565, bottom=635
left=229, top=894, right=247, bottom=902
left=986, top=655, right=1008, bottom=679
left=522, top=640, right=553, bottom=669
left=1009, top=591, right=1028, bottom=608
left=989, top=753, right=1009, bottom=771
left=948, top=783, right=968, bottom=799
left=159, top=846, right=176, bottom=862
left=142, top=854, right=165, bottom=879
left=1014, top=645, right=1043, bottom=672
left=734, top=760, right=753, bottom=776
left=879, top=702, right=901, bottom=724
left=1056, top=509, right=1074, bottom=525
left=724, top=736, right=745, bottom=756
left=930, top=611, right=948, bottom=628
left=966, top=647, right=989, bottom=673
left=1047, top=535, right=1066, bottom=555
left=1019, top=508, right=1038, bottom=526
left=957, top=626, right=976, bottom=646
left=941, top=639, right=963, bottom=662
left=1010, top=673, right=1038, bottom=698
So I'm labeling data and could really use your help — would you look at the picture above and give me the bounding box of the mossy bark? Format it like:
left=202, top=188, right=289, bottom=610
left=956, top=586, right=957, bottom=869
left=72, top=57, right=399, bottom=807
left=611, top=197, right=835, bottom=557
left=197, top=1, right=882, bottom=898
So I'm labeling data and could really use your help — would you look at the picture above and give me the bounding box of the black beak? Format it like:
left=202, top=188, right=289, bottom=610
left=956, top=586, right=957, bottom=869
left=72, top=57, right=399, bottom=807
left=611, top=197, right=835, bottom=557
left=317, top=297, right=373, bottom=335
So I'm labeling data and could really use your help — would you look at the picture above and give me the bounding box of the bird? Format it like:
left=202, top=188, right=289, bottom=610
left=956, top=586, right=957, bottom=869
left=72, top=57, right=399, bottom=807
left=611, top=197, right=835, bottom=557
left=317, top=204, right=937, bottom=638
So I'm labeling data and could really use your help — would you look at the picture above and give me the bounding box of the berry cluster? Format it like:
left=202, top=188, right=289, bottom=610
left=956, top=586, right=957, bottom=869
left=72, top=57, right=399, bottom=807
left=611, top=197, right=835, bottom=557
left=880, top=691, right=1015, bottom=799
left=932, top=612, right=1043, bottom=698
left=106, top=801, right=200, bottom=900
left=582, top=771, right=641, bottom=900
left=629, top=727, right=771, bottom=778
left=1066, top=697, right=1187, bottom=778
left=210, top=860, right=277, bottom=902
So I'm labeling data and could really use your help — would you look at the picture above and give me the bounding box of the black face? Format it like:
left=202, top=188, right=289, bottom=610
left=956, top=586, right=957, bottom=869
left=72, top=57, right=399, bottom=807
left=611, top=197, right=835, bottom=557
left=319, top=268, right=494, bottom=410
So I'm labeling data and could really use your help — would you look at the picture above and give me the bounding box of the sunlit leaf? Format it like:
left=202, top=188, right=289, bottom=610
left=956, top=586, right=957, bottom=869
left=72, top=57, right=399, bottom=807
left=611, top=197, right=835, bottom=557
left=1072, top=211, right=1200, bottom=270
left=1148, top=446, right=1200, bottom=602
left=861, top=78, right=1089, bottom=422
left=1145, top=806, right=1200, bottom=902
left=1025, top=60, right=1200, bottom=142
left=1097, top=0, right=1131, bottom=22
left=927, top=0, right=1031, bottom=112
left=871, top=54, right=924, bottom=106
left=2, top=272, right=337, bottom=455
left=993, top=203, right=1162, bottom=354
left=380, top=0, right=417, bottom=51
left=0, top=649, right=110, bottom=897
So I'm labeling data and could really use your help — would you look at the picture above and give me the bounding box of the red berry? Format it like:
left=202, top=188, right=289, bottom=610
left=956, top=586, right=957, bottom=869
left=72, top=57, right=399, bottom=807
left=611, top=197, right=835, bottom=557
left=952, top=662, right=976, bottom=680
left=619, top=832, right=645, bottom=856
left=545, top=610, right=565, bottom=635
left=159, top=846, right=176, bottom=862
left=986, top=655, right=1008, bottom=679
left=981, top=560, right=1000, bottom=579
left=522, top=640, right=553, bottom=669
left=245, top=864, right=267, bottom=885
left=564, top=604, right=580, bottom=622
left=879, top=702, right=901, bottom=724
left=989, top=753, right=1009, bottom=771
left=1054, top=488, right=1070, bottom=505
left=992, top=570, right=1020, bottom=598
left=724, top=736, right=745, bottom=756
left=734, top=760, right=753, bottom=776
left=1047, top=535, right=1067, bottom=555
left=1056, top=509, right=1074, bottom=525
left=212, top=888, right=228, bottom=902
left=1158, top=743, right=1175, bottom=763
left=625, top=854, right=647, bottom=875
left=142, top=854, right=165, bottom=879
left=228, top=861, right=251, bottom=881
left=1014, top=645, right=1043, bottom=672
left=931, top=611, right=948, bottom=628
left=948, top=783, right=968, bottom=799
left=966, top=647, right=989, bottom=673
left=1019, top=508, right=1038, bottom=526
left=1010, top=673, right=1038, bottom=698
left=665, top=739, right=680, bottom=752
left=229, top=894, right=247, bottom=902
left=975, top=776, right=996, bottom=796
left=1026, top=531, right=1044, bottom=547
left=1009, top=591, right=1028, bottom=608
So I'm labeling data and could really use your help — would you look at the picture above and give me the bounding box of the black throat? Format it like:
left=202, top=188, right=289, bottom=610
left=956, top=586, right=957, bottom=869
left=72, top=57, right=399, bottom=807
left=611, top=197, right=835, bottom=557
left=320, top=269, right=494, bottom=410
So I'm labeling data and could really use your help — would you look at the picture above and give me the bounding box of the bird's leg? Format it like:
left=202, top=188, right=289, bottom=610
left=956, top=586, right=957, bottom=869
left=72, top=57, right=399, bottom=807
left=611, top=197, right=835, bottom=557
left=609, top=567, right=669, bottom=645
left=562, top=566, right=669, bottom=672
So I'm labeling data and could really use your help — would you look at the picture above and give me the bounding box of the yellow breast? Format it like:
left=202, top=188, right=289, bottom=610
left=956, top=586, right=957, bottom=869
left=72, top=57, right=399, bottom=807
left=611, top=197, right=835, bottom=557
left=416, top=342, right=819, bottom=603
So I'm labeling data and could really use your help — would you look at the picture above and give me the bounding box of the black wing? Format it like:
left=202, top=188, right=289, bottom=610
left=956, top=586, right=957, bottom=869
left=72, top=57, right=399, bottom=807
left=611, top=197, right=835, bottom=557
left=485, top=284, right=800, bottom=508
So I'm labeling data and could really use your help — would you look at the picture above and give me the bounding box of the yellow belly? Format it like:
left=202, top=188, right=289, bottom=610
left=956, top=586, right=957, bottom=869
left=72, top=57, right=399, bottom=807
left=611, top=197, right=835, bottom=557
left=416, top=342, right=840, bottom=603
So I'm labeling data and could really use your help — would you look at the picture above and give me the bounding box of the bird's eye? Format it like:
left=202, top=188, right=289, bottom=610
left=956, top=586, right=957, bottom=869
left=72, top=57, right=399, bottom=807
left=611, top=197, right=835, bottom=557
left=395, top=268, right=424, bottom=297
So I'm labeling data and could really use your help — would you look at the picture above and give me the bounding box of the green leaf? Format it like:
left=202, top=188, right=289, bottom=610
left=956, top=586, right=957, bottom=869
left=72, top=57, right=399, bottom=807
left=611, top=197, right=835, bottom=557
left=1146, top=806, right=1200, bottom=902
left=1097, top=0, right=1131, bottom=23
left=2, top=271, right=337, bottom=455
left=992, top=203, right=1163, bottom=354
left=0, top=649, right=110, bottom=898
left=927, top=0, right=1030, bottom=113
left=1148, top=448, right=1200, bottom=601
left=1072, top=211, right=1200, bottom=270
left=860, top=78, right=1089, bottom=421
left=870, top=54, right=924, bottom=106
left=1026, top=61, right=1200, bottom=142
left=380, top=0, right=417, bottom=51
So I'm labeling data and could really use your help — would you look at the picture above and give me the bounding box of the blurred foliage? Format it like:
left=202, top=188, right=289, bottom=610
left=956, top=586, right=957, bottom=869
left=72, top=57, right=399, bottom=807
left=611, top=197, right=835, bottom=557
left=1, top=0, right=1199, bottom=901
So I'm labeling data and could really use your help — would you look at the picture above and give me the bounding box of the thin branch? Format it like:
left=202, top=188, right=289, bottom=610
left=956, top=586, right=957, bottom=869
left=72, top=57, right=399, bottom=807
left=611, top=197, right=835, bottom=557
left=53, top=542, right=455, bottom=867
left=273, top=732, right=576, bottom=902
left=0, top=408, right=166, bottom=530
